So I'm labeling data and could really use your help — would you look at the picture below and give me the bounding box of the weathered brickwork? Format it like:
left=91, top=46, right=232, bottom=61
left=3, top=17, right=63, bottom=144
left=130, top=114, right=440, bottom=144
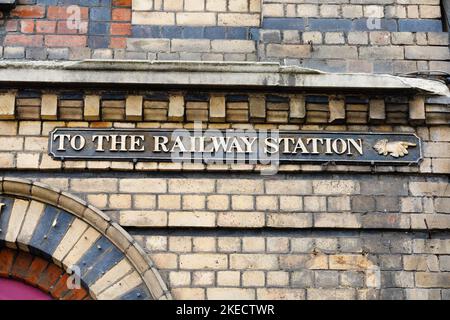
left=0, top=0, right=448, bottom=73
left=1, top=174, right=449, bottom=299
left=0, top=0, right=448, bottom=302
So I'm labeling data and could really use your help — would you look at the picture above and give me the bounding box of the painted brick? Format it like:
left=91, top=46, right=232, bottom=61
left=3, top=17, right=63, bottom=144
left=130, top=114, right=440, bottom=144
left=398, top=19, right=442, bottom=32
left=263, top=18, right=305, bottom=30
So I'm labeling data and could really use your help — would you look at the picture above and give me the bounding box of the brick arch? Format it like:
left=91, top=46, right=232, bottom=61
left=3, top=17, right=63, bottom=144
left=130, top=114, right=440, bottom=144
left=0, top=247, right=91, bottom=300
left=0, top=177, right=171, bottom=300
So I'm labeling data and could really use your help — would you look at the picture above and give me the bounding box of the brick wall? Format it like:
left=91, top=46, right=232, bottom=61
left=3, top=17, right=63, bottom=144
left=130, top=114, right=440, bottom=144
left=0, top=111, right=449, bottom=299
left=1, top=172, right=449, bottom=299
left=0, top=0, right=448, bottom=74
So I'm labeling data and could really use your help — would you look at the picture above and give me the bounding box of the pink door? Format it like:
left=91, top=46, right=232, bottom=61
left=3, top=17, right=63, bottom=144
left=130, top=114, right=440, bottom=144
left=0, top=278, right=52, bottom=300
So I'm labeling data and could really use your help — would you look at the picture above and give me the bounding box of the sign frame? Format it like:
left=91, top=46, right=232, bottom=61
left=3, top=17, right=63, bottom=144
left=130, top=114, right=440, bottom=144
left=48, top=128, right=423, bottom=165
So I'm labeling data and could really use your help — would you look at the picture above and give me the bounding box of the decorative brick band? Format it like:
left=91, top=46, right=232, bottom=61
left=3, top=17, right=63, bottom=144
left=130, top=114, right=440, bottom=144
left=262, top=18, right=442, bottom=32
left=132, top=25, right=258, bottom=40
left=0, top=247, right=91, bottom=300
left=0, top=177, right=172, bottom=300
left=1, top=89, right=448, bottom=126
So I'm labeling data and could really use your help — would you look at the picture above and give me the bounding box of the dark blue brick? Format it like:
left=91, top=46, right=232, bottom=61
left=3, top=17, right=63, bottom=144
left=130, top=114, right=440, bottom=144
left=36, top=0, right=59, bottom=5
left=185, top=92, right=209, bottom=101
left=226, top=94, right=248, bottom=102
left=89, top=22, right=110, bottom=35
left=99, top=0, right=111, bottom=6
left=120, top=285, right=150, bottom=300
left=78, top=0, right=101, bottom=5
left=266, top=95, right=289, bottom=103
left=226, top=27, right=248, bottom=40
left=132, top=25, right=161, bottom=38
left=345, top=96, right=369, bottom=104
left=29, top=206, right=61, bottom=259
left=78, top=237, right=124, bottom=286
left=161, top=26, right=183, bottom=38
left=30, top=210, right=74, bottom=259
left=305, top=95, right=329, bottom=103
left=398, top=19, right=443, bottom=32
left=17, top=89, right=42, bottom=98
left=102, top=92, right=127, bottom=100
left=56, top=0, right=81, bottom=4
left=308, top=18, right=352, bottom=32
left=88, top=36, right=109, bottom=49
left=144, top=92, right=169, bottom=100
left=60, top=92, right=84, bottom=100
left=90, top=7, right=111, bottom=22
left=352, top=19, right=398, bottom=32
left=204, top=27, right=226, bottom=39
left=182, top=27, right=204, bottom=39
left=249, top=28, right=260, bottom=41
left=263, top=18, right=305, bottom=30
left=77, top=237, right=112, bottom=276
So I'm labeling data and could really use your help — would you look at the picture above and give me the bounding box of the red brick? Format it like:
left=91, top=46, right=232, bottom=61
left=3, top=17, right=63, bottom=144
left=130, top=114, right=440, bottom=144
left=6, top=20, right=18, bottom=32
left=10, top=251, right=33, bottom=279
left=11, top=5, right=45, bottom=18
left=4, top=34, right=43, bottom=46
left=0, top=248, right=16, bottom=277
left=37, top=263, right=64, bottom=293
left=110, top=37, right=127, bottom=48
left=36, top=21, right=57, bottom=34
left=47, top=6, right=88, bottom=20
left=50, top=273, right=71, bottom=298
left=24, top=256, right=49, bottom=285
left=20, top=20, right=35, bottom=33
left=52, top=273, right=91, bottom=300
left=113, top=0, right=132, bottom=6
left=111, top=23, right=131, bottom=36
left=112, top=8, right=131, bottom=21
left=60, top=287, right=88, bottom=300
left=45, top=35, right=87, bottom=47
left=56, top=21, right=79, bottom=34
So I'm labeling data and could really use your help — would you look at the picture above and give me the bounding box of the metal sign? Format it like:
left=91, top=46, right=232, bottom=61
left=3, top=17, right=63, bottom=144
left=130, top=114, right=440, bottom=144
left=48, top=128, right=422, bottom=165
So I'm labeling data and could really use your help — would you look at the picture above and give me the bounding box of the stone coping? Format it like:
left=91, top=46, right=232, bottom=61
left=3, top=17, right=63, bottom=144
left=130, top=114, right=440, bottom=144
left=0, top=60, right=448, bottom=97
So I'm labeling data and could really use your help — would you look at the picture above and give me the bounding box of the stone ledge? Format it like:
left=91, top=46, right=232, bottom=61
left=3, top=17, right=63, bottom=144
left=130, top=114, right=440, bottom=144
left=0, top=60, right=448, bottom=96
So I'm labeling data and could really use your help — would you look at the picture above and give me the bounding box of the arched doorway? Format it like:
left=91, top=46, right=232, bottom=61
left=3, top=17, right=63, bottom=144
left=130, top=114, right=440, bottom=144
left=0, top=177, right=171, bottom=300
left=0, top=279, right=52, bottom=300
left=0, top=247, right=90, bottom=300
